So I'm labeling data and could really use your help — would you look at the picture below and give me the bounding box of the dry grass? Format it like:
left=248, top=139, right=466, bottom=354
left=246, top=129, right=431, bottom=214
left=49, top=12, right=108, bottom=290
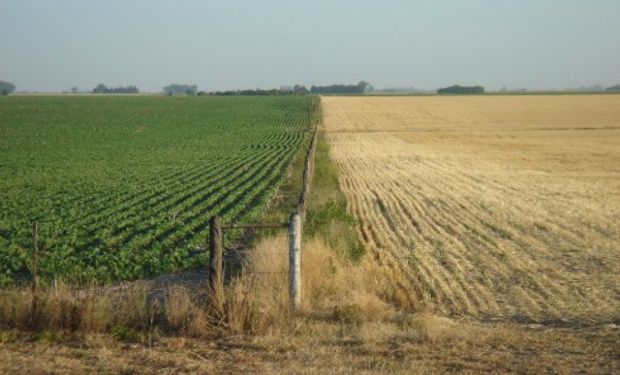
left=1, top=322, right=618, bottom=374
left=0, top=283, right=150, bottom=333
left=0, top=235, right=386, bottom=335
left=323, top=95, right=620, bottom=322
left=1, top=236, right=618, bottom=374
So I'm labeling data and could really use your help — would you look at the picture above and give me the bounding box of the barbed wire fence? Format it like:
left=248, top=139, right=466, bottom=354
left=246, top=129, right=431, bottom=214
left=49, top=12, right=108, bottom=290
left=207, top=124, right=318, bottom=310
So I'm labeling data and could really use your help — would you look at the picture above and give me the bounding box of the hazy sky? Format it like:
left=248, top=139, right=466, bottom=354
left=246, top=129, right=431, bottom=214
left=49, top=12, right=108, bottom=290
left=1, top=0, right=619, bottom=92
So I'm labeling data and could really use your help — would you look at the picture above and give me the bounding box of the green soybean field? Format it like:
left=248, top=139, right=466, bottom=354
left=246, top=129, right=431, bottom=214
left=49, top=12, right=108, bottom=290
left=0, top=95, right=314, bottom=285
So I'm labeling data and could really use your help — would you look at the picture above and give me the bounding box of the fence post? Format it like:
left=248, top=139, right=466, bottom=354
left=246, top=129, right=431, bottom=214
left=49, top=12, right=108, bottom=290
left=29, top=221, right=39, bottom=328
left=31, top=221, right=39, bottom=294
left=208, top=216, right=223, bottom=305
left=288, top=213, right=302, bottom=310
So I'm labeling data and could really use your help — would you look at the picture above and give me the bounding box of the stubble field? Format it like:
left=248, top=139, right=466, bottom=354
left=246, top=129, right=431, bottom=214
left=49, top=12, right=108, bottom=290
left=323, top=95, right=620, bottom=323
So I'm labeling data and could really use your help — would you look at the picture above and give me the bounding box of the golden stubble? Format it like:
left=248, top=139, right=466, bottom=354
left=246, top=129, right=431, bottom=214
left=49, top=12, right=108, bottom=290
left=322, top=95, right=620, bottom=322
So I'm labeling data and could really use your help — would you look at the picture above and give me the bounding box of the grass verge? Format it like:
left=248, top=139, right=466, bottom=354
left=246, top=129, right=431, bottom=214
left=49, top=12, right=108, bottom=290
left=304, top=128, right=364, bottom=260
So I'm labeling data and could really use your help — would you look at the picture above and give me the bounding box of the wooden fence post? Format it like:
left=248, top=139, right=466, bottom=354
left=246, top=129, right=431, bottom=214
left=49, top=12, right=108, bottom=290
left=288, top=213, right=302, bottom=310
left=208, top=216, right=223, bottom=304
left=29, top=221, right=39, bottom=328
left=31, top=221, right=39, bottom=294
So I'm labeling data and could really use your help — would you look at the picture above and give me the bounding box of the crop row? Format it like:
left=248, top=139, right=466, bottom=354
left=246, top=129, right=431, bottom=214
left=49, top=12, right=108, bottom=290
left=0, top=95, right=314, bottom=284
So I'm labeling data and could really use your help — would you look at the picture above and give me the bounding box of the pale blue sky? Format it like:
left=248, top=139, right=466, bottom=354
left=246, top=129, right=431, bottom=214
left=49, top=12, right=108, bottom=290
left=1, top=0, right=619, bottom=92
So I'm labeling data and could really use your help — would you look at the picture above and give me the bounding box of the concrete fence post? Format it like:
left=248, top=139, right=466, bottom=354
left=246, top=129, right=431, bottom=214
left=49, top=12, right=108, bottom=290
left=209, top=216, right=224, bottom=307
left=288, top=213, right=302, bottom=310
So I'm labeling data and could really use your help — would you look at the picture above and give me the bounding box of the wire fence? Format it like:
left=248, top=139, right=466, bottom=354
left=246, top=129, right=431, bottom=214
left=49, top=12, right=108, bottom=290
left=208, top=125, right=318, bottom=309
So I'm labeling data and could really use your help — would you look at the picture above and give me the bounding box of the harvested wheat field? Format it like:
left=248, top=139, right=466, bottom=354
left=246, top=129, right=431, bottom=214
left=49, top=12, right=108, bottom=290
left=323, top=95, right=620, bottom=324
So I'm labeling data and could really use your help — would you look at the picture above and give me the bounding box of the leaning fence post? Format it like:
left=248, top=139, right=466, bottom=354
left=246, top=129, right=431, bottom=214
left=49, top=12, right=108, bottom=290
left=288, top=213, right=302, bottom=310
left=208, top=216, right=224, bottom=305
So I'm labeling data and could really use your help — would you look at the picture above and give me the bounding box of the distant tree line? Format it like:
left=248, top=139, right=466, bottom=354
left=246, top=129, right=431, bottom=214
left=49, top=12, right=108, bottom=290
left=0, top=81, right=16, bottom=95
left=372, top=87, right=434, bottom=94
left=160, top=82, right=376, bottom=96
left=207, top=85, right=309, bottom=96
left=163, top=84, right=198, bottom=96
left=310, top=81, right=371, bottom=94
left=437, top=85, right=485, bottom=94
left=606, top=84, right=620, bottom=92
left=280, top=85, right=310, bottom=95
left=92, top=84, right=139, bottom=94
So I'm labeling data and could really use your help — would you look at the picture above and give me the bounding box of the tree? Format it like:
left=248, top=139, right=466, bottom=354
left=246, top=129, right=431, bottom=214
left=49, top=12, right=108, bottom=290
left=92, top=83, right=108, bottom=93
left=437, top=85, right=485, bottom=95
left=163, top=84, right=198, bottom=95
left=606, top=84, right=620, bottom=92
left=92, top=84, right=139, bottom=94
left=71, top=87, right=79, bottom=94
left=358, top=81, right=373, bottom=93
left=0, top=81, right=16, bottom=95
left=310, top=82, right=371, bottom=94
left=292, top=85, right=308, bottom=94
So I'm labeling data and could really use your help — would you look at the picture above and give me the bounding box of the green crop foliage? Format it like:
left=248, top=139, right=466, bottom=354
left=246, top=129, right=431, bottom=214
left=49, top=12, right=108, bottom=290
left=0, top=95, right=313, bottom=285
